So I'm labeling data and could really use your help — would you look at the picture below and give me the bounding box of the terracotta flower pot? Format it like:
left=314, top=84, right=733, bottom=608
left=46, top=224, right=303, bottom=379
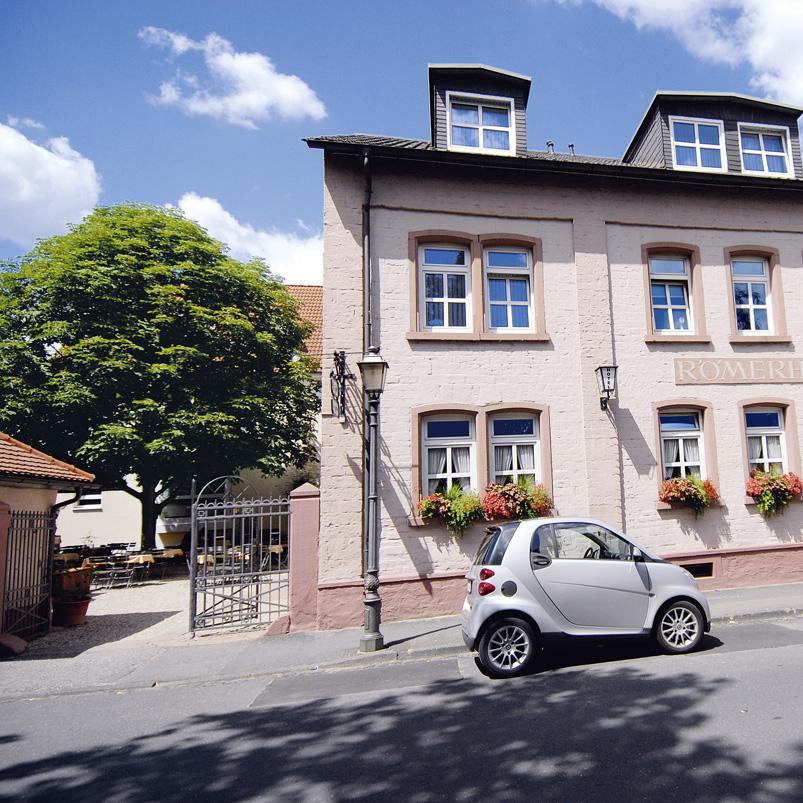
left=52, top=597, right=91, bottom=627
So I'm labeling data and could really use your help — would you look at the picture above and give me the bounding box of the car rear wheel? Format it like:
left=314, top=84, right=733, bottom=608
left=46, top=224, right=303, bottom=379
left=478, top=617, right=537, bottom=678
left=655, top=600, right=704, bottom=654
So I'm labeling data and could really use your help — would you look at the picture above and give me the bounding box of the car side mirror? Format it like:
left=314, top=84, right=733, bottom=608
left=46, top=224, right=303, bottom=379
left=632, top=547, right=645, bottom=563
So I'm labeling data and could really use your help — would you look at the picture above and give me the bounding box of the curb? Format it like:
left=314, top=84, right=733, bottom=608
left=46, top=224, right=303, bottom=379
left=710, top=606, right=803, bottom=624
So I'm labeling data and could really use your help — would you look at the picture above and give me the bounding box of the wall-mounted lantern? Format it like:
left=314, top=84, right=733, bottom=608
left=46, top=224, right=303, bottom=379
left=330, top=351, right=355, bottom=422
left=595, top=365, right=618, bottom=410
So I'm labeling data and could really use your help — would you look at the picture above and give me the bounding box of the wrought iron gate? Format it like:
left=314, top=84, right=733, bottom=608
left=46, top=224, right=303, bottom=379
left=3, top=510, right=54, bottom=640
left=189, top=477, right=290, bottom=633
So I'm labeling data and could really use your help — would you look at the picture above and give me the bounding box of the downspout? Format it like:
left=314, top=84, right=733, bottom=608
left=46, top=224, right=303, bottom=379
left=361, top=150, right=373, bottom=573
left=362, top=150, right=373, bottom=351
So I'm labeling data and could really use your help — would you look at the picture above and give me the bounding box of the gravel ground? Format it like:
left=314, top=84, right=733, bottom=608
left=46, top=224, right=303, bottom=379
left=20, top=577, right=191, bottom=661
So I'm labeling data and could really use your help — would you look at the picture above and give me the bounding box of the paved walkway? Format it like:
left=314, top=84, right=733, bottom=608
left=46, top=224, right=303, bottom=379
left=2, top=580, right=803, bottom=701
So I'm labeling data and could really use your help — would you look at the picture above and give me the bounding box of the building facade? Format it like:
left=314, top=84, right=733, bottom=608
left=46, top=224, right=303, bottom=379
left=307, top=64, right=803, bottom=629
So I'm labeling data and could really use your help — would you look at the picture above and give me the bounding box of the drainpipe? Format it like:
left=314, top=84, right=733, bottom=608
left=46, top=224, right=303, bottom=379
left=361, top=150, right=373, bottom=582
left=362, top=150, right=373, bottom=351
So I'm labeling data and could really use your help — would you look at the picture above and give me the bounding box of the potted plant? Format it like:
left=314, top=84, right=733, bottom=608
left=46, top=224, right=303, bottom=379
left=658, top=477, right=719, bottom=516
left=51, top=566, right=93, bottom=626
left=482, top=478, right=553, bottom=520
left=418, top=483, right=483, bottom=535
left=746, top=469, right=802, bottom=516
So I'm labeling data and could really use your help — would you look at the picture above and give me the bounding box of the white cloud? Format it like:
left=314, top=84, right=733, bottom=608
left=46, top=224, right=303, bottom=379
left=138, top=26, right=326, bottom=128
left=552, top=0, right=803, bottom=104
left=0, top=124, right=100, bottom=247
left=178, top=192, right=322, bottom=285
left=7, top=115, right=45, bottom=130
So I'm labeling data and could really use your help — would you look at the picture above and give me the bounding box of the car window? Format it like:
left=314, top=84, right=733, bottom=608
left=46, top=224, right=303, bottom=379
left=531, top=524, right=558, bottom=558
left=552, top=522, right=634, bottom=561
left=473, top=522, right=520, bottom=565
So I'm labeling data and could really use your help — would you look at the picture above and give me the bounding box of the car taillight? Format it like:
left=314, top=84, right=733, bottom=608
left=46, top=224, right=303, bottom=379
left=479, top=568, right=495, bottom=581
left=477, top=582, right=495, bottom=596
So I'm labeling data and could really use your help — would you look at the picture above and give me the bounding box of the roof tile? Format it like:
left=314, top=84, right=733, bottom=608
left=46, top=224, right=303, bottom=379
left=0, top=432, right=95, bottom=484
left=286, top=284, right=323, bottom=363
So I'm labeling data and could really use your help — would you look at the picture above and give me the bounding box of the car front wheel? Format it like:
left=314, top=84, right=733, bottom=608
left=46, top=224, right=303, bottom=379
left=477, top=617, right=537, bottom=678
left=655, top=601, right=704, bottom=654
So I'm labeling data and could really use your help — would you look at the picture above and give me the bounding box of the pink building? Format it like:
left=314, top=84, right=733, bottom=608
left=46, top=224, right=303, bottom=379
left=305, top=64, right=803, bottom=630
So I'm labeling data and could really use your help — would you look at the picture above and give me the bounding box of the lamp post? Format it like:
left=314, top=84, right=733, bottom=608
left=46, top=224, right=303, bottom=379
left=595, top=365, right=618, bottom=410
left=356, top=346, right=389, bottom=652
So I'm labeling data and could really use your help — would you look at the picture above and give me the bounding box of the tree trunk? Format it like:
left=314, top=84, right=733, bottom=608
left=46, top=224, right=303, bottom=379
left=140, top=481, right=158, bottom=551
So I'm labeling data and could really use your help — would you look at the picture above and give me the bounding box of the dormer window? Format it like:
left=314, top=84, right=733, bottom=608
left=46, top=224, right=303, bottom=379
left=739, top=125, right=794, bottom=177
left=669, top=116, right=726, bottom=172
left=446, top=92, right=515, bottom=155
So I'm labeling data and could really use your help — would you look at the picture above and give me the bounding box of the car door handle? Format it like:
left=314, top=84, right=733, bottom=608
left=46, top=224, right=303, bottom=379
left=531, top=557, right=551, bottom=568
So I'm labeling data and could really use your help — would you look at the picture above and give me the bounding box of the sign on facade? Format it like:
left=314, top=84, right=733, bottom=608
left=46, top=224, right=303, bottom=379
left=675, top=358, right=803, bottom=385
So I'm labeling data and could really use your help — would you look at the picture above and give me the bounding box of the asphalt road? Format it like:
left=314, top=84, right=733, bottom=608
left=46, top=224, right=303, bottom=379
left=4, top=615, right=803, bottom=802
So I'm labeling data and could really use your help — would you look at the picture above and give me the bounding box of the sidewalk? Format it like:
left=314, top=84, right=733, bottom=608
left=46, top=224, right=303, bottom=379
left=2, top=581, right=803, bottom=701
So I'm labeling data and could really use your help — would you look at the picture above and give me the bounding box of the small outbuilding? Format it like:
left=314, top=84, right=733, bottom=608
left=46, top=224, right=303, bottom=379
left=0, top=431, right=94, bottom=642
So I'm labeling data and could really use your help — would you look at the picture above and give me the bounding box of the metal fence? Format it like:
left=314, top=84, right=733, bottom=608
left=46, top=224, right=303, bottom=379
left=190, top=495, right=290, bottom=633
left=3, top=510, right=54, bottom=640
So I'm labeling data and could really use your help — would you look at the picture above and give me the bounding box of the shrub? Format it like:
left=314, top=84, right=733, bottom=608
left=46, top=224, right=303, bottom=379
left=746, top=470, right=802, bottom=516
left=482, top=478, right=553, bottom=520
left=418, top=483, right=483, bottom=534
left=658, top=477, right=719, bottom=516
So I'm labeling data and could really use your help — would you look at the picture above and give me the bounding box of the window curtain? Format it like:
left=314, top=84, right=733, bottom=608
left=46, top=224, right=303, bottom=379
left=494, top=446, right=513, bottom=473
left=747, top=437, right=763, bottom=461
left=428, top=448, right=447, bottom=476
left=767, top=436, right=783, bottom=460
left=517, top=444, right=536, bottom=472
left=452, top=446, right=471, bottom=476
left=683, top=437, right=700, bottom=464
left=663, top=438, right=680, bottom=463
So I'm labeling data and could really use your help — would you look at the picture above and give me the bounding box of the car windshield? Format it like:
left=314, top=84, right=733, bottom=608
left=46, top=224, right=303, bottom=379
left=473, top=522, right=519, bottom=565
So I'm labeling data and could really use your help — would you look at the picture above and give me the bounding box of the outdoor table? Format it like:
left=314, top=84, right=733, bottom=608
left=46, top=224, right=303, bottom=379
left=125, top=554, right=155, bottom=565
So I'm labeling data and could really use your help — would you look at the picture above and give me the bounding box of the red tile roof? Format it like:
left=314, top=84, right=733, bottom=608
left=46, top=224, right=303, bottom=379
left=286, top=284, right=323, bottom=363
left=0, top=432, right=95, bottom=484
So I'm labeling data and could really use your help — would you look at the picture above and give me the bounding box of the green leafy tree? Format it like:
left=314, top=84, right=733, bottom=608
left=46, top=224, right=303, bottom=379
left=0, top=205, right=318, bottom=549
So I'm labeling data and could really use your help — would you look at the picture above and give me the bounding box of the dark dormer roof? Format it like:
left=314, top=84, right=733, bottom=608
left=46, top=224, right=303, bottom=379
left=624, top=91, right=803, bottom=163
left=428, top=64, right=532, bottom=152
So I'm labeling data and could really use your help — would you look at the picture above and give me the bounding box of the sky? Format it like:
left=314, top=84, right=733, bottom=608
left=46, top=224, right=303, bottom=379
left=2, top=0, right=801, bottom=285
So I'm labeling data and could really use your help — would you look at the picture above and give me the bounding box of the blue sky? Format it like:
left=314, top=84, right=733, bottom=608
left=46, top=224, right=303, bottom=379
left=1, top=0, right=796, bottom=283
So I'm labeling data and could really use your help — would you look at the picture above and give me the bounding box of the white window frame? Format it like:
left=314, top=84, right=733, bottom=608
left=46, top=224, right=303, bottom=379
left=649, top=255, right=693, bottom=334
left=75, top=490, right=102, bottom=511
left=483, top=246, right=534, bottom=333
left=668, top=115, right=727, bottom=173
left=745, top=407, right=787, bottom=475
left=419, top=243, right=471, bottom=332
left=731, top=258, right=772, bottom=335
left=421, top=415, right=476, bottom=495
left=737, top=123, right=795, bottom=179
left=659, top=410, right=705, bottom=480
left=488, top=413, right=540, bottom=485
left=445, top=91, right=516, bottom=156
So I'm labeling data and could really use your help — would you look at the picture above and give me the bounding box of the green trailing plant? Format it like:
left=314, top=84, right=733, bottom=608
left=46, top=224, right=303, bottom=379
left=418, top=483, right=483, bottom=535
left=746, top=469, right=802, bottom=516
left=658, top=477, right=719, bottom=517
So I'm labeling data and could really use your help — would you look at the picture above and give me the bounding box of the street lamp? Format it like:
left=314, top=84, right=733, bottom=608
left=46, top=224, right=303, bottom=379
left=356, top=346, right=389, bottom=652
left=595, top=365, right=618, bottom=410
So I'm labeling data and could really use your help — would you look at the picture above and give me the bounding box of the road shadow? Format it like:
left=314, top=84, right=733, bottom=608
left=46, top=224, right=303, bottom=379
left=475, top=633, right=723, bottom=677
left=8, top=612, right=180, bottom=661
left=2, top=658, right=802, bottom=802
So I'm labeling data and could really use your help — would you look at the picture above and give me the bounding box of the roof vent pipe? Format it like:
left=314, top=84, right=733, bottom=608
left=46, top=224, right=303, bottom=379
left=568, top=143, right=575, bottom=157
left=546, top=140, right=554, bottom=154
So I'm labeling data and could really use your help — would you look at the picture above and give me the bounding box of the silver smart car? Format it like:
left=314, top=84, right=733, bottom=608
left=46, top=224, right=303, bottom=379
left=462, top=517, right=711, bottom=678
